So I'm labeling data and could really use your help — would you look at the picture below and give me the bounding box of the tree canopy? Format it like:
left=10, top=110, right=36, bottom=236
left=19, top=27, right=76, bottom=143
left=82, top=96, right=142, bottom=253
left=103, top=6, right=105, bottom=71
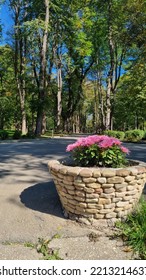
left=0, top=0, right=146, bottom=134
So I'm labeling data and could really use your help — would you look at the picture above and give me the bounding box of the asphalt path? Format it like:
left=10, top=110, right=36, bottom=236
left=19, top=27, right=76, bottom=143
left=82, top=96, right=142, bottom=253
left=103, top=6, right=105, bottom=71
left=0, top=138, right=146, bottom=260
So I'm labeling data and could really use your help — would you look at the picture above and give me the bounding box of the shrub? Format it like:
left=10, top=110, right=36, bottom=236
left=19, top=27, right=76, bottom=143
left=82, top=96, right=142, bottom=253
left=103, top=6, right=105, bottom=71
left=26, top=131, right=35, bottom=138
left=66, top=135, right=129, bottom=168
left=124, top=130, right=144, bottom=142
left=104, top=130, right=125, bottom=140
left=0, top=130, right=9, bottom=140
left=13, top=130, right=22, bottom=139
left=116, top=199, right=146, bottom=259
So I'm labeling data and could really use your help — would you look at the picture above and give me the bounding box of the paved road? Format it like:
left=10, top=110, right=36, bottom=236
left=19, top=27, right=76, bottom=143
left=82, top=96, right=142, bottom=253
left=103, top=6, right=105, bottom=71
left=0, top=138, right=145, bottom=260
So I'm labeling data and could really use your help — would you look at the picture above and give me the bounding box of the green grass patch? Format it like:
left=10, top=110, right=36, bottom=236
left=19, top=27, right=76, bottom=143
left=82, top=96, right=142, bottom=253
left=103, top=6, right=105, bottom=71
left=116, top=199, right=146, bottom=259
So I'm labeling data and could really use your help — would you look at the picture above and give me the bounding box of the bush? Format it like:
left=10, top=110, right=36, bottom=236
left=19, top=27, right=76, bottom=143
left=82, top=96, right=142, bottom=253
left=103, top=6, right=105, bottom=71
left=26, top=131, right=35, bottom=138
left=124, top=130, right=144, bottom=142
left=104, top=130, right=125, bottom=140
left=66, top=135, right=129, bottom=168
left=116, top=199, right=146, bottom=259
left=13, top=130, right=22, bottom=139
left=0, top=130, right=9, bottom=140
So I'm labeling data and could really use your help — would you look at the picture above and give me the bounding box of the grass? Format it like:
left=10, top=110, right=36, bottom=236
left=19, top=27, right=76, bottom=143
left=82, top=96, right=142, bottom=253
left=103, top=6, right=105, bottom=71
left=25, top=234, right=62, bottom=260
left=116, top=198, right=146, bottom=259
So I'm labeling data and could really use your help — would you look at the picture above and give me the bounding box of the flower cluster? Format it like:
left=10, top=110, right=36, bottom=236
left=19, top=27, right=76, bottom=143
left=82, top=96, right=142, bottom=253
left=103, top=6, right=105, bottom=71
left=66, top=135, right=129, bottom=168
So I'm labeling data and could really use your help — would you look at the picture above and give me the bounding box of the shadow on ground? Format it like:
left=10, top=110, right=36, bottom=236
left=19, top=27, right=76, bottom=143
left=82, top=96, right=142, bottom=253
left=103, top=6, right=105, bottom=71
left=20, top=181, right=64, bottom=218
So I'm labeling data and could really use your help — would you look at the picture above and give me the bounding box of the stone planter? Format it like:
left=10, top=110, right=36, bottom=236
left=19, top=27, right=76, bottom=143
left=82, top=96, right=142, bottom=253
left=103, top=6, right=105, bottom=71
left=48, top=159, right=146, bottom=224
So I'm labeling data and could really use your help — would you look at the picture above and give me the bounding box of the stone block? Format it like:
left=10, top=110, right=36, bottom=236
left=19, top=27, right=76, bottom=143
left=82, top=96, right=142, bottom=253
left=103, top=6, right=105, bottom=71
left=101, top=169, right=116, bottom=177
left=125, top=176, right=135, bottom=182
left=87, top=203, right=100, bottom=209
left=136, top=174, right=146, bottom=179
left=86, top=183, right=101, bottom=188
left=60, top=196, right=68, bottom=204
left=99, top=208, right=114, bottom=214
left=79, top=169, right=93, bottom=177
left=115, top=183, right=128, bottom=189
left=137, top=179, right=145, bottom=185
left=115, top=207, right=123, bottom=212
left=65, top=185, right=75, bottom=191
left=105, top=203, right=115, bottom=209
left=92, top=170, right=101, bottom=177
left=115, top=187, right=126, bottom=193
left=137, top=167, right=146, bottom=174
left=94, top=188, right=103, bottom=194
left=112, top=197, right=122, bottom=203
left=117, top=211, right=127, bottom=218
left=78, top=202, right=87, bottom=208
left=67, top=167, right=81, bottom=176
left=68, top=199, right=78, bottom=206
left=102, top=184, right=114, bottom=188
left=85, top=198, right=99, bottom=203
left=75, top=196, right=85, bottom=202
left=83, top=177, right=96, bottom=183
left=94, top=214, right=105, bottom=219
left=75, top=190, right=85, bottom=197
left=67, top=190, right=75, bottom=195
left=65, top=205, right=75, bottom=213
left=100, top=193, right=115, bottom=199
left=85, top=208, right=98, bottom=214
left=123, top=196, right=133, bottom=201
left=76, top=206, right=86, bottom=212
left=74, top=176, right=83, bottom=183
left=104, top=187, right=115, bottom=194
left=116, top=201, right=129, bottom=207
left=126, top=185, right=135, bottom=191
left=65, top=193, right=74, bottom=200
left=106, top=212, right=117, bottom=218
left=116, top=169, right=130, bottom=177
left=107, top=177, right=125, bottom=184
left=59, top=167, right=68, bottom=174
left=86, top=193, right=99, bottom=198
left=115, top=191, right=126, bottom=197
left=97, top=177, right=107, bottom=184
left=74, top=182, right=85, bottom=188
left=84, top=187, right=95, bottom=193
left=98, top=198, right=111, bottom=205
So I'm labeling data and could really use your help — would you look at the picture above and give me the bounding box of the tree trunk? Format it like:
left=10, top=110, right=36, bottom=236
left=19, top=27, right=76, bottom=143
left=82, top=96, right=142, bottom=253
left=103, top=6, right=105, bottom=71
left=13, top=1, right=27, bottom=135
left=105, top=0, right=115, bottom=131
left=35, top=0, right=49, bottom=136
left=57, top=64, right=62, bottom=130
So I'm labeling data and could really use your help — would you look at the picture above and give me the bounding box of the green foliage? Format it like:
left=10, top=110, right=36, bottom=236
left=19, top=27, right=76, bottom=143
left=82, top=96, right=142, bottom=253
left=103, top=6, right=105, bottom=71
left=12, top=130, right=22, bottom=139
left=116, top=199, right=146, bottom=259
left=37, top=237, right=62, bottom=260
left=100, top=145, right=128, bottom=168
left=73, top=145, right=128, bottom=167
left=125, top=130, right=144, bottom=142
left=0, top=130, right=9, bottom=140
left=104, top=130, right=125, bottom=140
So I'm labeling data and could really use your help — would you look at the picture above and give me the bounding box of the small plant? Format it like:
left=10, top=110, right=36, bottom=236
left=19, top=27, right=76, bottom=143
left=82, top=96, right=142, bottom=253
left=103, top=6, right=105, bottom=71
left=13, top=130, right=22, bottom=139
left=37, top=237, right=62, bottom=260
left=0, top=130, right=9, bottom=140
left=116, top=199, right=146, bottom=259
left=24, top=242, right=35, bottom=249
left=66, top=135, right=129, bottom=168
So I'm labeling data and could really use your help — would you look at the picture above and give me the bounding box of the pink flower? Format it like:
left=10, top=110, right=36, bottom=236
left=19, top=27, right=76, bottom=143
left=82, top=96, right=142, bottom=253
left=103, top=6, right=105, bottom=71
left=120, top=146, right=130, bottom=154
left=66, top=135, right=129, bottom=155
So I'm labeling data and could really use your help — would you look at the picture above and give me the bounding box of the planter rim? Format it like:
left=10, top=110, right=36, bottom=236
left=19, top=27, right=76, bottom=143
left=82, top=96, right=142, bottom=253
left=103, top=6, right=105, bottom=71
left=48, top=158, right=146, bottom=177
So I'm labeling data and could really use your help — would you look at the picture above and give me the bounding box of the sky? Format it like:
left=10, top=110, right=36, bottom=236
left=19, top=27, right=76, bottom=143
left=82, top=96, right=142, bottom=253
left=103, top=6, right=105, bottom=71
left=0, top=1, right=13, bottom=45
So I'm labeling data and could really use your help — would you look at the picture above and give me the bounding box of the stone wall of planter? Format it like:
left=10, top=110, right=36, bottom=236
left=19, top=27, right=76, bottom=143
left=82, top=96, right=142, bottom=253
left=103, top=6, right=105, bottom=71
left=48, top=159, right=146, bottom=224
